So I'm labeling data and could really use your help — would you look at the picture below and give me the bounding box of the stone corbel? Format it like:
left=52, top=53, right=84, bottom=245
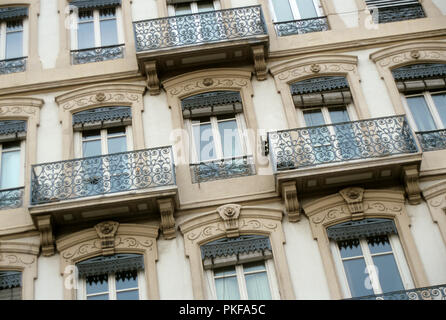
left=402, top=165, right=422, bottom=205
left=36, top=215, right=55, bottom=257
left=251, top=45, right=267, bottom=81
left=282, top=181, right=300, bottom=222
left=94, top=221, right=119, bottom=256
left=144, top=60, right=160, bottom=96
left=339, top=187, right=365, bottom=219
left=158, top=198, right=176, bottom=239
left=217, top=204, right=242, bottom=237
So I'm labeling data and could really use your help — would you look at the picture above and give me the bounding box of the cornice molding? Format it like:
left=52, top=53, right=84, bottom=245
left=370, top=40, right=446, bottom=64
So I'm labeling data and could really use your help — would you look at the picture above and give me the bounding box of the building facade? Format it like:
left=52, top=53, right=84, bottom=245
left=0, top=0, right=445, bottom=300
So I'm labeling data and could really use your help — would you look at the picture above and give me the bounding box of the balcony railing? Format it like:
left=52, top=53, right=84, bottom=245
left=133, top=5, right=267, bottom=52
left=190, top=155, right=255, bottom=184
left=31, top=147, right=176, bottom=205
left=274, top=16, right=329, bottom=37
left=0, top=57, right=26, bottom=74
left=416, top=129, right=446, bottom=152
left=369, top=3, right=425, bottom=24
left=0, top=187, right=24, bottom=209
left=351, top=284, right=446, bottom=300
left=268, top=116, right=418, bottom=172
left=71, top=44, right=125, bottom=65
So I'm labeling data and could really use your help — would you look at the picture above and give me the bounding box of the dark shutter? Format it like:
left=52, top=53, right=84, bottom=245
left=327, top=218, right=398, bottom=241
left=69, top=0, right=121, bottom=9
left=181, top=91, right=243, bottom=119
left=0, top=271, right=21, bottom=290
left=392, top=64, right=446, bottom=93
left=290, top=76, right=352, bottom=108
left=0, top=7, right=28, bottom=21
left=0, top=120, right=26, bottom=142
left=365, top=0, right=421, bottom=9
left=76, top=254, right=144, bottom=280
left=72, top=106, right=132, bottom=130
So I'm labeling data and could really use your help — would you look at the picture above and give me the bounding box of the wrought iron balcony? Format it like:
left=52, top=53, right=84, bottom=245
left=190, top=155, right=255, bottom=184
left=133, top=5, right=267, bottom=52
left=0, top=187, right=24, bottom=209
left=31, top=147, right=176, bottom=205
left=416, top=129, right=446, bottom=152
left=367, top=2, right=425, bottom=24
left=351, top=284, right=446, bottom=300
left=274, top=16, right=329, bottom=37
left=0, top=57, right=26, bottom=74
left=268, top=116, right=418, bottom=172
left=71, top=44, right=125, bottom=65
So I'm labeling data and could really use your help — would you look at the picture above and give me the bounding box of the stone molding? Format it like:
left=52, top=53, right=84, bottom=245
left=303, top=188, right=429, bottom=300
left=179, top=205, right=295, bottom=300
left=54, top=83, right=146, bottom=160
left=270, top=54, right=370, bottom=129
left=56, top=222, right=160, bottom=300
left=157, top=198, right=176, bottom=240
left=0, top=240, right=39, bottom=300
left=281, top=181, right=300, bottom=222
left=422, top=180, right=446, bottom=247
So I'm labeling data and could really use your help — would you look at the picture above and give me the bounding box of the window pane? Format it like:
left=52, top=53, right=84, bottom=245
left=295, top=0, right=318, bottom=19
left=78, top=22, right=95, bottom=49
left=244, top=262, right=267, bottom=273
left=87, top=294, right=109, bottom=300
left=100, top=19, right=118, bottom=46
left=175, top=3, right=192, bottom=15
left=214, top=266, right=236, bottom=277
left=107, top=127, right=126, bottom=136
left=272, top=0, right=294, bottom=22
left=303, top=109, right=325, bottom=126
left=406, top=96, right=437, bottom=131
left=108, top=136, right=127, bottom=154
left=116, top=274, right=138, bottom=291
left=100, top=7, right=116, bottom=18
left=0, top=286, right=21, bottom=300
left=83, top=139, right=102, bottom=157
left=218, top=120, right=242, bottom=158
left=79, top=9, right=93, bottom=21
left=117, top=290, right=139, bottom=300
left=329, top=107, right=350, bottom=124
left=215, top=276, right=240, bottom=300
left=1, top=149, right=20, bottom=189
left=193, top=123, right=216, bottom=161
left=245, top=272, right=272, bottom=300
left=372, top=254, right=404, bottom=294
left=338, top=241, right=363, bottom=258
left=6, top=31, right=23, bottom=59
left=367, top=236, right=392, bottom=254
left=432, top=93, right=446, bottom=128
left=342, top=258, right=375, bottom=298
left=197, top=0, right=215, bottom=12
left=86, top=277, right=109, bottom=295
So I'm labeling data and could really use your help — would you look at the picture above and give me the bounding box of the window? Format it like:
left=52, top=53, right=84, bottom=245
left=168, top=0, right=220, bottom=16
left=365, top=0, right=425, bottom=24
left=76, top=254, right=146, bottom=300
left=328, top=219, right=414, bottom=299
left=0, top=271, right=22, bottom=300
left=404, top=91, right=446, bottom=132
left=70, top=1, right=124, bottom=64
left=270, top=0, right=322, bottom=22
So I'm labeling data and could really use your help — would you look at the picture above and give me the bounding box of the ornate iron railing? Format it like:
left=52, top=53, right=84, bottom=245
left=370, top=3, right=425, bottom=24
left=0, top=57, right=26, bottom=75
left=274, top=16, right=329, bottom=37
left=31, top=147, right=176, bottom=205
left=268, top=116, right=418, bottom=172
left=351, top=284, right=446, bottom=300
left=190, top=155, right=255, bottom=184
left=0, top=187, right=24, bottom=209
left=133, top=5, right=267, bottom=52
left=71, top=44, right=124, bottom=65
left=416, top=129, right=446, bottom=152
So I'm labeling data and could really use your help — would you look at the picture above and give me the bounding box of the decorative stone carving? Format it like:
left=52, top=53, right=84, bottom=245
left=410, top=50, right=421, bottom=60
left=282, top=181, right=300, bottom=222
left=157, top=198, right=176, bottom=240
left=339, top=187, right=365, bottom=216
left=95, top=92, right=106, bottom=102
left=402, top=165, right=422, bottom=205
left=217, top=204, right=242, bottom=237
left=94, top=221, right=119, bottom=255
left=144, top=60, right=160, bottom=96
left=203, top=78, right=214, bottom=86
left=311, top=64, right=321, bottom=73
left=36, top=215, right=55, bottom=257
left=251, top=45, right=267, bottom=81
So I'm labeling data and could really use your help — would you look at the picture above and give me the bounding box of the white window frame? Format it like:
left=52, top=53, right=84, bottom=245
left=77, top=269, right=147, bottom=300
left=185, top=113, right=250, bottom=164
left=298, top=104, right=357, bottom=128
left=168, top=0, right=221, bottom=16
left=205, top=259, right=280, bottom=300
left=402, top=90, right=446, bottom=132
left=330, top=234, right=414, bottom=299
left=70, top=6, right=124, bottom=50
left=0, top=140, right=25, bottom=190
left=268, top=0, right=323, bottom=22
left=0, top=18, right=28, bottom=60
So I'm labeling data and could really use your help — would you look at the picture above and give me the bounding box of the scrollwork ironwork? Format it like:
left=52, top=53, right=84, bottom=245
left=274, top=16, right=329, bottom=37
left=416, top=130, right=446, bottom=152
left=0, top=187, right=24, bottom=209
left=369, top=3, right=425, bottom=24
left=268, top=116, right=418, bottom=171
left=351, top=284, right=446, bottom=300
left=31, top=146, right=176, bottom=205
left=0, top=57, right=26, bottom=75
left=71, top=44, right=124, bottom=65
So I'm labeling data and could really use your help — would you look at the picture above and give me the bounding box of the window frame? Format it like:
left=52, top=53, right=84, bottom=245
left=268, top=0, right=323, bottom=22
left=0, top=17, right=28, bottom=60
left=0, top=140, right=25, bottom=190
left=70, top=5, right=124, bottom=51
left=168, top=0, right=221, bottom=16
left=402, top=90, right=446, bottom=132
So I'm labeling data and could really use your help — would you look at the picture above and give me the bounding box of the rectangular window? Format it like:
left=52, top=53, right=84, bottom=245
left=270, top=0, right=322, bottom=22
left=404, top=91, right=446, bottom=132
left=0, top=141, right=21, bottom=189
left=84, top=271, right=141, bottom=300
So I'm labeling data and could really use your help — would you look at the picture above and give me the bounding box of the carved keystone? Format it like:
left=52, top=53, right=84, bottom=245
left=403, top=165, right=422, bottom=205
left=158, top=198, right=176, bottom=240
left=36, top=215, right=55, bottom=257
left=95, top=221, right=119, bottom=255
left=339, top=187, right=365, bottom=216
left=251, top=45, right=267, bottom=81
left=144, top=60, right=160, bottom=96
left=282, top=181, right=300, bottom=222
left=217, top=204, right=241, bottom=238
